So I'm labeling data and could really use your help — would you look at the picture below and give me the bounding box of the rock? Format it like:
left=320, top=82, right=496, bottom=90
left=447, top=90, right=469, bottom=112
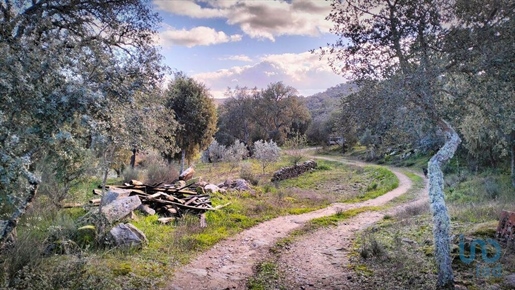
left=137, top=204, right=155, bottom=216
left=175, top=180, right=186, bottom=188
left=234, top=179, right=251, bottom=191
left=205, top=184, right=220, bottom=193
left=271, top=160, right=317, bottom=182
left=504, top=273, right=515, bottom=288
left=179, top=167, right=195, bottom=181
left=101, top=196, right=142, bottom=223
left=100, top=189, right=131, bottom=206
left=109, top=223, right=148, bottom=247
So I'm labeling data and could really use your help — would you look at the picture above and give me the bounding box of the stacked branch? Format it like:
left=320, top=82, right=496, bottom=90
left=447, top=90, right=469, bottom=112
left=85, top=178, right=229, bottom=227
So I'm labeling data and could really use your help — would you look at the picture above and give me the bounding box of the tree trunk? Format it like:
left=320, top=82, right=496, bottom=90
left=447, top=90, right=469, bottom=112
left=0, top=180, right=39, bottom=247
left=428, top=120, right=461, bottom=289
left=180, top=149, right=185, bottom=174
left=511, top=141, right=515, bottom=188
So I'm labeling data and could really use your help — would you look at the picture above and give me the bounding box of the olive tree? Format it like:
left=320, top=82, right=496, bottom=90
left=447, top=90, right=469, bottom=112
left=253, top=140, right=281, bottom=174
left=0, top=0, right=164, bottom=246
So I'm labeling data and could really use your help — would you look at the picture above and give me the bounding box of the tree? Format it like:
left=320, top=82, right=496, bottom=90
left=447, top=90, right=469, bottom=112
left=216, top=86, right=258, bottom=146
left=253, top=140, right=281, bottom=174
left=319, top=0, right=458, bottom=287
left=0, top=0, right=163, bottom=246
left=165, top=73, right=217, bottom=172
left=251, top=82, right=311, bottom=144
left=444, top=0, right=515, bottom=186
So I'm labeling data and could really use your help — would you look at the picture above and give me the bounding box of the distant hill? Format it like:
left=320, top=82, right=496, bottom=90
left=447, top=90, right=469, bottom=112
left=212, top=98, right=227, bottom=108
left=303, top=82, right=357, bottom=119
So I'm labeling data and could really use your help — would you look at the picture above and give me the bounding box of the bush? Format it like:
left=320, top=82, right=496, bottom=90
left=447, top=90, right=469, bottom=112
left=201, top=140, right=226, bottom=163
left=253, top=140, right=281, bottom=173
left=122, top=166, right=141, bottom=184
left=140, top=152, right=179, bottom=185
left=240, top=162, right=259, bottom=185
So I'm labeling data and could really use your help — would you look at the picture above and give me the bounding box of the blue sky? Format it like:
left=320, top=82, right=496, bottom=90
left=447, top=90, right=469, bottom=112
left=152, top=0, right=346, bottom=98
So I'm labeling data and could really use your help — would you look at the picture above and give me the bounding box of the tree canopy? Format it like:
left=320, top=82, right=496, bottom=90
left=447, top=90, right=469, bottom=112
left=0, top=0, right=165, bottom=245
left=164, top=73, right=217, bottom=170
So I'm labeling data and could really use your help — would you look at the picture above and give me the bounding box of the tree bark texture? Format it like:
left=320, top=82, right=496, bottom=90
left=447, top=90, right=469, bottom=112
left=0, top=181, right=39, bottom=247
left=428, top=120, right=461, bottom=289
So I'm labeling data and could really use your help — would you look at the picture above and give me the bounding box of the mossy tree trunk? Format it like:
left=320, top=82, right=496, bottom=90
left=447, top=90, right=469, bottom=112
left=0, top=181, right=39, bottom=247
left=428, top=120, right=461, bottom=289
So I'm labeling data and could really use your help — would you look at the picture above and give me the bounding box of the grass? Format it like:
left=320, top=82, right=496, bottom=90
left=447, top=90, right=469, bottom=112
left=338, top=150, right=515, bottom=290
left=2, top=152, right=399, bottom=289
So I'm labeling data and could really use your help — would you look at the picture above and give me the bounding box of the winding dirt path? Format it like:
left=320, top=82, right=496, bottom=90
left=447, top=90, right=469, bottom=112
left=275, top=158, right=429, bottom=289
left=164, top=157, right=419, bottom=290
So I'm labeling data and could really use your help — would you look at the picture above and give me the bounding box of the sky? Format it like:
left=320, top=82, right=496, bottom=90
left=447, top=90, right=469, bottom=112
left=151, top=0, right=346, bottom=98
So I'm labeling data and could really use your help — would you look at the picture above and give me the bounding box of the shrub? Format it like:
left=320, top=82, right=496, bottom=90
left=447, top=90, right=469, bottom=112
left=223, top=140, right=249, bottom=172
left=240, top=162, right=259, bottom=185
left=359, top=231, right=385, bottom=259
left=201, top=140, right=226, bottom=163
left=122, top=166, right=141, bottom=184
left=253, top=140, right=281, bottom=173
left=141, top=152, right=179, bottom=185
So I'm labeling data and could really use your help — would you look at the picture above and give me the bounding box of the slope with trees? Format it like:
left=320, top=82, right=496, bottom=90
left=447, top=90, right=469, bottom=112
left=316, top=0, right=515, bottom=288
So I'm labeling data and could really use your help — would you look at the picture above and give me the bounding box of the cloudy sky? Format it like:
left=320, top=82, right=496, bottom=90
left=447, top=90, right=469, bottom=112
left=152, top=0, right=346, bottom=98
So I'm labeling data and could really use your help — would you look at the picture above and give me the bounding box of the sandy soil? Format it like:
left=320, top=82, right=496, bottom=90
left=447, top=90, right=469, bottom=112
left=164, top=157, right=424, bottom=290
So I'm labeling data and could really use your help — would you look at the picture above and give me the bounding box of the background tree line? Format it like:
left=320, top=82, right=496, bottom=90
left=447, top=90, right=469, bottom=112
left=216, top=82, right=311, bottom=147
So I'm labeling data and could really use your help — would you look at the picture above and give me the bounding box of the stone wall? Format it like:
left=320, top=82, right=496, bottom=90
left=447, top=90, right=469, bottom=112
left=271, top=160, right=317, bottom=182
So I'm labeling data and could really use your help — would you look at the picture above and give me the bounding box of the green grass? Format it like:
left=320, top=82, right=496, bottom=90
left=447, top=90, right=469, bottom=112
left=309, top=206, right=383, bottom=228
left=345, top=166, right=399, bottom=203
left=5, top=152, right=402, bottom=289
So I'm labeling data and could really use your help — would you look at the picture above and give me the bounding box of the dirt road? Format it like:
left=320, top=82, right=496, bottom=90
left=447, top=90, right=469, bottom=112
left=165, top=157, right=424, bottom=290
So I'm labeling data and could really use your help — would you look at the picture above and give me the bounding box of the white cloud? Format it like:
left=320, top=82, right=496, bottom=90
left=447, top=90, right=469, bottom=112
left=154, top=0, right=333, bottom=41
left=219, top=54, right=253, bottom=62
left=154, top=0, right=225, bottom=18
left=158, top=26, right=242, bottom=47
left=193, top=51, right=345, bottom=98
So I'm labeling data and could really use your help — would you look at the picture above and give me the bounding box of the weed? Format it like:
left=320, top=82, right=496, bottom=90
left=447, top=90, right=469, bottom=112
left=247, top=261, right=284, bottom=290
left=359, top=231, right=385, bottom=259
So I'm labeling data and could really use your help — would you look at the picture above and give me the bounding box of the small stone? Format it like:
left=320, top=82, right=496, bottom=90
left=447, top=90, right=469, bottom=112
left=504, top=273, right=515, bottom=288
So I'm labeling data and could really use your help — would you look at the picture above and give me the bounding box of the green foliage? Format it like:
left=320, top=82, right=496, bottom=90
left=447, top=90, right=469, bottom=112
left=217, top=82, right=311, bottom=146
left=283, top=131, right=308, bottom=166
left=253, top=140, right=281, bottom=173
left=164, top=72, right=217, bottom=165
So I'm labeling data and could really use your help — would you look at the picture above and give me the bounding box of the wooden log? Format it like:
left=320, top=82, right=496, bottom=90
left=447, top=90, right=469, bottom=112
left=184, top=196, right=198, bottom=206
left=92, top=189, right=103, bottom=196
left=158, top=217, right=175, bottom=224
left=131, top=180, right=144, bottom=186
left=89, top=198, right=101, bottom=205
left=61, top=203, right=84, bottom=208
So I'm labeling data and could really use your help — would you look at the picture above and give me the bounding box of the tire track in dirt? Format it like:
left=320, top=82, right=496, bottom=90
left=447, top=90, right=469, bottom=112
left=274, top=158, right=428, bottom=289
left=164, top=157, right=416, bottom=290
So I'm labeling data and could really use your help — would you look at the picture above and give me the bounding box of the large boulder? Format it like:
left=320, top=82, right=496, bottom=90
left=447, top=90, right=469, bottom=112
left=100, top=189, right=131, bottom=206
left=109, top=223, right=148, bottom=247
left=179, top=167, right=195, bottom=181
left=100, top=196, right=142, bottom=223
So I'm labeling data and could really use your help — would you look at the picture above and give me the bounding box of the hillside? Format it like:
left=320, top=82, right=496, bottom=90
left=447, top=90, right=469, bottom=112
left=303, top=82, right=357, bottom=119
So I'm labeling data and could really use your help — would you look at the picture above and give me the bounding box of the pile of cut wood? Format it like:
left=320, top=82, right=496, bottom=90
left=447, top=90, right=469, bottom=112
left=84, top=178, right=229, bottom=227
